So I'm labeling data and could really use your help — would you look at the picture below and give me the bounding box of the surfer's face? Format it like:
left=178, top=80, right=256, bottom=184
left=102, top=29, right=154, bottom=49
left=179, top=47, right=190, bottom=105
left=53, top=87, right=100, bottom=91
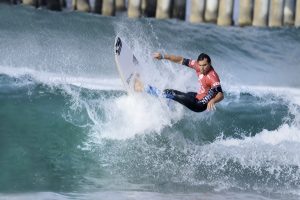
left=198, top=58, right=211, bottom=74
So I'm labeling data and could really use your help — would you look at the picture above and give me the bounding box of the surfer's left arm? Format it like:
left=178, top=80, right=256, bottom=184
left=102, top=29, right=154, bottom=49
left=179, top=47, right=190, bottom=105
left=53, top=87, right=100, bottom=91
left=207, top=92, right=224, bottom=111
left=201, top=84, right=224, bottom=111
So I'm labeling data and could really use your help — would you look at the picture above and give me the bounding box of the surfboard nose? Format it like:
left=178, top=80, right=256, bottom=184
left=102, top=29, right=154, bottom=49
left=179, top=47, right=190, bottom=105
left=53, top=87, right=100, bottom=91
left=115, top=37, right=122, bottom=55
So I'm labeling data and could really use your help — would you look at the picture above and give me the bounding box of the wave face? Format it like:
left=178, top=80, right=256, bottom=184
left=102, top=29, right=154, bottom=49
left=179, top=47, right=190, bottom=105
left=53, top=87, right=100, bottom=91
left=1, top=4, right=300, bottom=200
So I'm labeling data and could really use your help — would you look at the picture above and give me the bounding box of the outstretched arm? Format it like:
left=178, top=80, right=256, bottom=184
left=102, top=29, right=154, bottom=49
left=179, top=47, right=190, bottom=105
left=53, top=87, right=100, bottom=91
left=153, top=52, right=183, bottom=65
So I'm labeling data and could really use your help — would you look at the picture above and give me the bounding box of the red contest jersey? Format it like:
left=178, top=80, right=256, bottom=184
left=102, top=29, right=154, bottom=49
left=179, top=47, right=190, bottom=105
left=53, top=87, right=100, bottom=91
left=187, top=59, right=221, bottom=100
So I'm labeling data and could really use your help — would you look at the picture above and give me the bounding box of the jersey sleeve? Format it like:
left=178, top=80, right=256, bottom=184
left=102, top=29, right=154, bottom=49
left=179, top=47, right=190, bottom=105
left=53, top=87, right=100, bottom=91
left=182, top=58, right=197, bottom=69
left=199, top=85, right=223, bottom=104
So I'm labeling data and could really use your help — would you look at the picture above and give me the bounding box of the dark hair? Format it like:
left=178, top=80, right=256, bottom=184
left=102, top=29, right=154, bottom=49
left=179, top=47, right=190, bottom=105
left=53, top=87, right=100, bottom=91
left=197, top=53, right=211, bottom=63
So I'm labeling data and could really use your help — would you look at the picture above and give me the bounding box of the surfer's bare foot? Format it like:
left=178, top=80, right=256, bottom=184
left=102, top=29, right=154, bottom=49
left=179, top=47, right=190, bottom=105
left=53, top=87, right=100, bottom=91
left=134, top=77, right=144, bottom=92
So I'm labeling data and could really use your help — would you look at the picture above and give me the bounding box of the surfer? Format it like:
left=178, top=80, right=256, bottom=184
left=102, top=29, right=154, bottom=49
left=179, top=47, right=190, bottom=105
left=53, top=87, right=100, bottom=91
left=153, top=52, right=224, bottom=112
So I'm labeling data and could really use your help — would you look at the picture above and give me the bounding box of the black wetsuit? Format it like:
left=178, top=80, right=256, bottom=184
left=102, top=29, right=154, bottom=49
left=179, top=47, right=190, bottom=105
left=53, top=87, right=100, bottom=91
left=163, top=86, right=223, bottom=112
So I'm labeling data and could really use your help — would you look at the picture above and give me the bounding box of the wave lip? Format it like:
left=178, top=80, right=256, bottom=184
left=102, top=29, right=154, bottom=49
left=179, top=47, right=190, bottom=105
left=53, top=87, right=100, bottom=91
left=0, top=66, right=123, bottom=91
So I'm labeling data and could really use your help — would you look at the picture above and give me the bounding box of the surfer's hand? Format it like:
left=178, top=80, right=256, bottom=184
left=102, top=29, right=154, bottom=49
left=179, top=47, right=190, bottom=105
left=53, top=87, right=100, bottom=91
left=207, top=100, right=216, bottom=111
left=153, top=52, right=163, bottom=60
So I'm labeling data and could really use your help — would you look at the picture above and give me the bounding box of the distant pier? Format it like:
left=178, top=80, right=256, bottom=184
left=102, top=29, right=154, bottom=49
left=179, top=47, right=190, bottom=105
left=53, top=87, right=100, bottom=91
left=4, top=0, right=300, bottom=27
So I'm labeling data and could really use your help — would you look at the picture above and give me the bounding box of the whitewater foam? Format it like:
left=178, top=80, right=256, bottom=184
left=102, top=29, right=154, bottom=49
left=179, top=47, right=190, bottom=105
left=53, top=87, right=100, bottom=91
left=90, top=93, right=183, bottom=140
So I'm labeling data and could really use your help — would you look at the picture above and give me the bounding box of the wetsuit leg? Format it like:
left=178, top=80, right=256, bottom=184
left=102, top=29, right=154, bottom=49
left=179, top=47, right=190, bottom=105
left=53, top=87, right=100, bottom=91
left=163, top=89, right=207, bottom=112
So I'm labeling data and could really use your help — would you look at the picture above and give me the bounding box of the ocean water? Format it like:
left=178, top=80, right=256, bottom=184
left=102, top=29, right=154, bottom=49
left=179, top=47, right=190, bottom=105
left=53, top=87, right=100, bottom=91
left=0, top=4, right=300, bottom=200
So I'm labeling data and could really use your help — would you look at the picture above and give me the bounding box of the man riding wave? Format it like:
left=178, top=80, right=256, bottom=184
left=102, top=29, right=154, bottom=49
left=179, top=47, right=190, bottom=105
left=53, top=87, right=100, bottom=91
left=152, top=52, right=224, bottom=112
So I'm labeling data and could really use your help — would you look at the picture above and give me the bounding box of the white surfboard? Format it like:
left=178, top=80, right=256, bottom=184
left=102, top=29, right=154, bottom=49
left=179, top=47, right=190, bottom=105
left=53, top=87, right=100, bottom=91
left=114, top=36, right=145, bottom=94
left=114, top=37, right=174, bottom=109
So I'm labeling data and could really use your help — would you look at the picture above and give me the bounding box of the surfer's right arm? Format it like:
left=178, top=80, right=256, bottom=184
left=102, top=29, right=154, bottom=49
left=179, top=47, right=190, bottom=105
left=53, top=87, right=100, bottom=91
left=153, top=52, right=183, bottom=65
